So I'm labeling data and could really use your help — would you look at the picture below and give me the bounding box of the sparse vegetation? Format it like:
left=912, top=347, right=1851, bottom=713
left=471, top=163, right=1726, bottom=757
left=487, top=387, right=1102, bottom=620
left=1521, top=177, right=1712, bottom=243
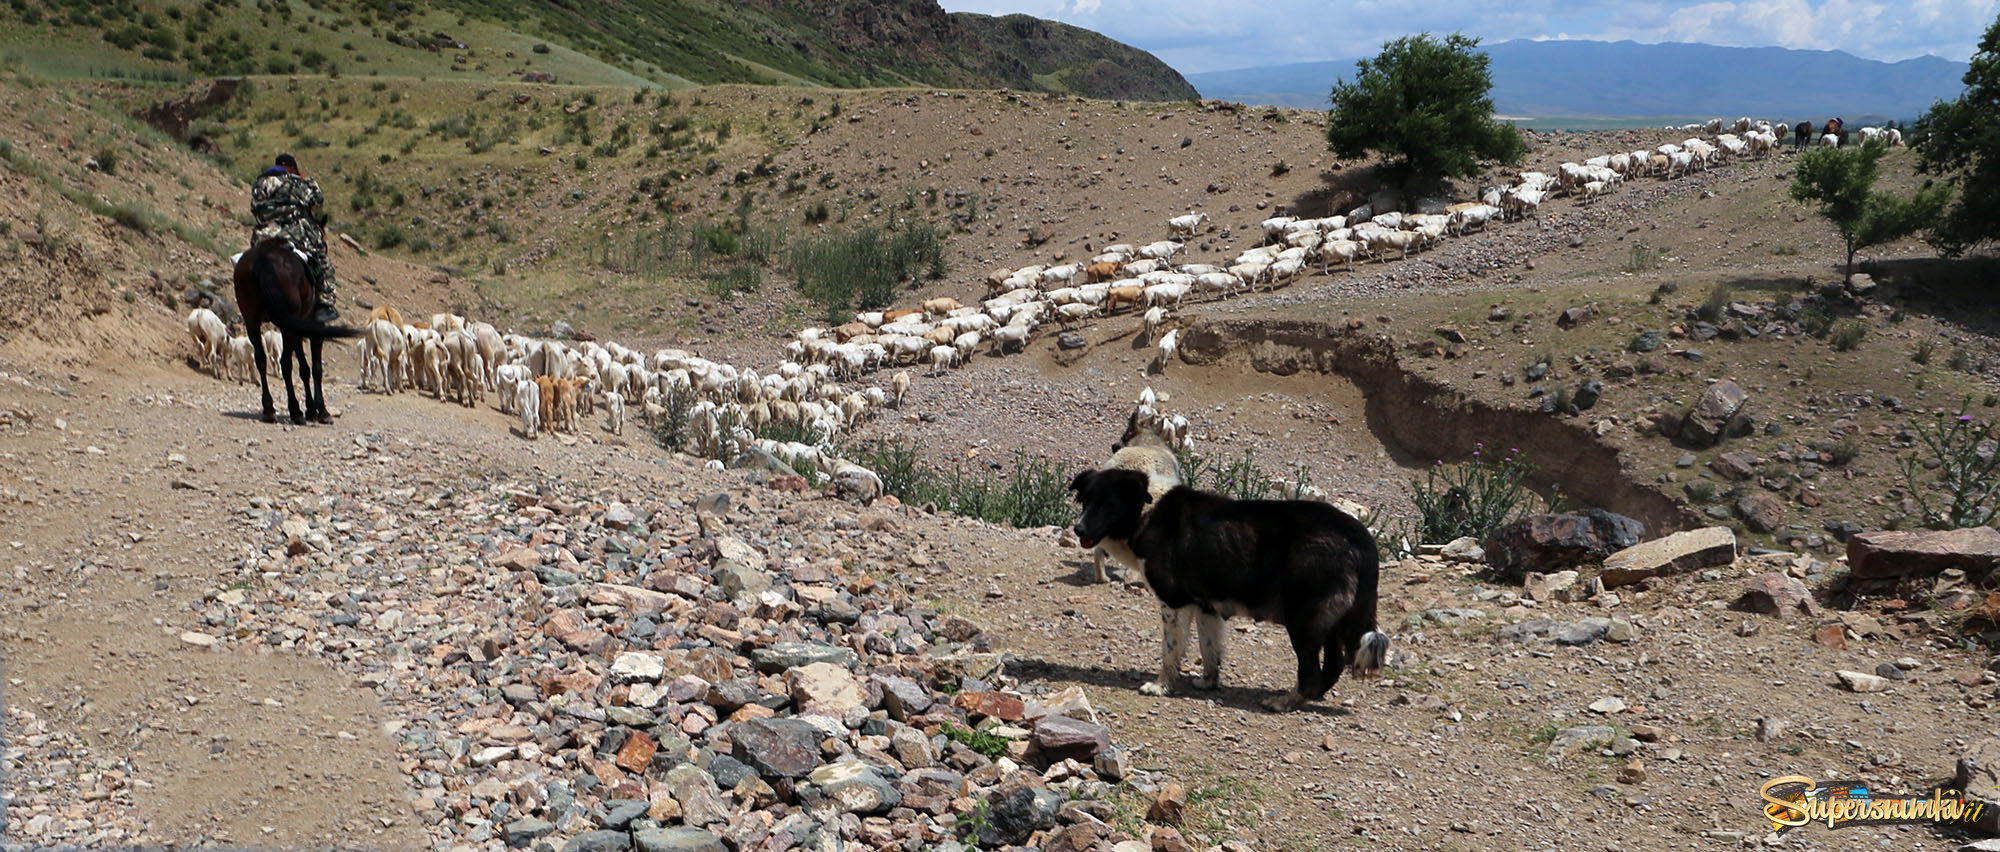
left=1173, top=447, right=1315, bottom=501
left=1625, top=243, right=1662, bottom=272
left=851, top=440, right=1076, bottom=529
left=1914, top=338, right=1938, bottom=364
left=1829, top=320, right=1867, bottom=351
left=1407, top=444, right=1558, bottom=548
left=786, top=225, right=946, bottom=322
left=1897, top=399, right=2000, bottom=529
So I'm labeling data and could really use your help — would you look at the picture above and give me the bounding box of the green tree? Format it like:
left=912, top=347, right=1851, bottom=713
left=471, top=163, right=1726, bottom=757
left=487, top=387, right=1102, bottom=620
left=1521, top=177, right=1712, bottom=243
left=1914, top=14, right=2000, bottom=256
left=1325, top=33, right=1525, bottom=186
left=1789, top=141, right=1948, bottom=278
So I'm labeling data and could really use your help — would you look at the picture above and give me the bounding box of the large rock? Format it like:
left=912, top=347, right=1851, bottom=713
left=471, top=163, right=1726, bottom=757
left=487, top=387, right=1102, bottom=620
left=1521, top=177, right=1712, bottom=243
left=1483, top=510, right=1645, bottom=578
left=1847, top=527, right=2000, bottom=579
left=561, top=831, right=632, bottom=852
left=1736, top=573, right=1817, bottom=618
left=731, top=717, right=825, bottom=779
left=610, top=652, right=666, bottom=683
left=633, top=827, right=726, bottom=852
left=1682, top=380, right=1749, bottom=447
left=664, top=763, right=731, bottom=827
left=1736, top=492, right=1786, bottom=533
left=786, top=662, right=865, bottom=717
left=1032, top=715, right=1112, bottom=763
left=804, top=760, right=901, bottom=816
left=752, top=642, right=857, bottom=672
left=1953, top=736, right=2000, bottom=836
left=1599, top=527, right=1737, bottom=588
left=978, top=781, right=1063, bottom=847
left=872, top=675, right=932, bottom=720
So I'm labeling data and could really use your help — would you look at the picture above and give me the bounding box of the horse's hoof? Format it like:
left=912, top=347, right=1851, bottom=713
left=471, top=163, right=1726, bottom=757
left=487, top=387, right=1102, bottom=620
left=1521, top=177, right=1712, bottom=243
left=313, top=412, right=333, bottom=425
left=290, top=414, right=307, bottom=425
left=261, top=411, right=278, bottom=423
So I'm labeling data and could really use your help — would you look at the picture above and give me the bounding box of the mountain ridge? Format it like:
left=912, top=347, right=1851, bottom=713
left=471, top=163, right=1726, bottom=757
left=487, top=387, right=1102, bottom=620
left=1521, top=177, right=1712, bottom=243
left=1185, top=39, right=1967, bottom=120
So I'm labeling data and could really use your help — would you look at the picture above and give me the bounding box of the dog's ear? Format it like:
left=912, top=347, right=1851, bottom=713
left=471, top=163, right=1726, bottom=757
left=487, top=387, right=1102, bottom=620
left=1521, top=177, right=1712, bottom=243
left=1069, top=469, right=1095, bottom=495
left=1119, top=469, right=1154, bottom=506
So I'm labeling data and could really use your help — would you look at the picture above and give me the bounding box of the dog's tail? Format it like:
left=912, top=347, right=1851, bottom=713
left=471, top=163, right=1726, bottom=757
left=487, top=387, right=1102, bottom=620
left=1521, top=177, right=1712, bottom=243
left=1353, top=630, right=1391, bottom=672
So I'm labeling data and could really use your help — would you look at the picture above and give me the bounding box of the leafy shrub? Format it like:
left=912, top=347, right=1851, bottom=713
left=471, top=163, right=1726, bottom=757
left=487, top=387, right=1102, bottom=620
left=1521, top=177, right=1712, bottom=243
left=786, top=225, right=946, bottom=321
left=647, top=386, right=695, bottom=453
left=940, top=722, right=1006, bottom=759
left=93, top=148, right=117, bottom=175
left=1828, top=435, right=1862, bottom=466
left=1406, top=444, right=1556, bottom=545
left=373, top=223, right=405, bottom=250
left=851, top=440, right=1076, bottom=529
left=1625, top=243, right=1662, bottom=273
left=1897, top=399, right=2000, bottom=529
left=1801, top=305, right=1835, bottom=338
left=1914, top=339, right=1937, bottom=365
left=1173, top=447, right=1314, bottom=501
left=1829, top=320, right=1866, bottom=351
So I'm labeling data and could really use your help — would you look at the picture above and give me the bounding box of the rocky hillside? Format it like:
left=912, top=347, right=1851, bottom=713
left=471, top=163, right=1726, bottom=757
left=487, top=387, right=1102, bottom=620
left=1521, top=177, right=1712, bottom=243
left=950, top=12, right=1196, bottom=102
left=0, top=0, right=1193, bottom=100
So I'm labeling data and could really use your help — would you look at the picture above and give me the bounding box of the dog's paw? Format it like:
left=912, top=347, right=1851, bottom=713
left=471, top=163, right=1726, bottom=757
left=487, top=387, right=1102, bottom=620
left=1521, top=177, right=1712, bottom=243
left=1189, top=675, right=1219, bottom=690
left=1261, top=690, right=1306, bottom=713
left=1139, top=680, right=1170, bottom=697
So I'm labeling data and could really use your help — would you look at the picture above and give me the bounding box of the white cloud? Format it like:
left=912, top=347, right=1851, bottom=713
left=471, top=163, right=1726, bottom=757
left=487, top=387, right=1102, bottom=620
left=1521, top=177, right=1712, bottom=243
left=938, top=0, right=2000, bottom=72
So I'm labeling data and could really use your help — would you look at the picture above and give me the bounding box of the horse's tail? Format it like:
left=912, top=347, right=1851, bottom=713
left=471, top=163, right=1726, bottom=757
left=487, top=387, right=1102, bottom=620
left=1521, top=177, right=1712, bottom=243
left=253, top=250, right=362, bottom=341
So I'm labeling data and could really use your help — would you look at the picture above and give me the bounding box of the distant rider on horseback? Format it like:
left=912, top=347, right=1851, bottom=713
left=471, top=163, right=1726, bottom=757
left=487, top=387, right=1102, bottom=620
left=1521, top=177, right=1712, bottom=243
left=251, top=153, right=338, bottom=323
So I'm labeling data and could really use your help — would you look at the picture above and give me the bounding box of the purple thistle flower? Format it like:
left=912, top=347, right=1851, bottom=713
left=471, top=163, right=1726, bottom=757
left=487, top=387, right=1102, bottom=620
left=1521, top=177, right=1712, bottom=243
left=1960, top=415, right=1974, bottom=422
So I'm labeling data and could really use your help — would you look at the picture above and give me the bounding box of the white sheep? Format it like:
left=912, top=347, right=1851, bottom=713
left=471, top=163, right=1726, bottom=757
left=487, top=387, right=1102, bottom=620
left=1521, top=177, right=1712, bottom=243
left=927, top=345, right=957, bottom=376
left=1152, top=329, right=1179, bottom=374
left=517, top=377, right=541, bottom=439
left=187, top=308, right=227, bottom=377
left=1138, top=240, right=1185, bottom=264
left=1055, top=302, right=1100, bottom=324
left=1195, top=271, right=1243, bottom=300
left=225, top=335, right=254, bottom=384
left=890, top=370, right=910, bottom=407
left=604, top=390, right=625, bottom=436
left=1167, top=212, right=1210, bottom=238
left=1142, top=306, right=1170, bottom=342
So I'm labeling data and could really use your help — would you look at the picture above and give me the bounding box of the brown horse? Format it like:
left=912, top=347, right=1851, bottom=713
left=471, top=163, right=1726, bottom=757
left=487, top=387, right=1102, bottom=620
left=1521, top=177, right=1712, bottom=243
left=232, top=238, right=359, bottom=424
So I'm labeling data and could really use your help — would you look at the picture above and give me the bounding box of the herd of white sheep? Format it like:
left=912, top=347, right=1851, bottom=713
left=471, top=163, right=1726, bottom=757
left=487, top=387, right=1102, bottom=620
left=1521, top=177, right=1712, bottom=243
left=181, top=112, right=1841, bottom=497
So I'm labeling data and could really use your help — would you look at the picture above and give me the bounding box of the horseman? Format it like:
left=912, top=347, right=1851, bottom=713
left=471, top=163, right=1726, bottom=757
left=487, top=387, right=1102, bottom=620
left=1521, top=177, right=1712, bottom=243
left=250, top=153, right=338, bottom=322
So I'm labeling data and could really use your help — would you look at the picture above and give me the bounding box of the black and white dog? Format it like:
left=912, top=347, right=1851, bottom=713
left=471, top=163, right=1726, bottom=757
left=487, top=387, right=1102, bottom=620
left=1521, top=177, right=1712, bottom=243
left=1070, top=468, right=1389, bottom=711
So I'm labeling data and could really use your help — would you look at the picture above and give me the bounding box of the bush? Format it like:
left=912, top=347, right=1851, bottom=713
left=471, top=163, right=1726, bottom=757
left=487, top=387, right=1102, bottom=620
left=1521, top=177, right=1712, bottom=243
left=93, top=148, right=117, bottom=175
left=1914, top=338, right=1937, bottom=364
left=1897, top=399, right=2000, bottom=529
left=647, top=386, right=695, bottom=453
left=1829, top=320, right=1867, bottom=351
left=1173, top=447, right=1314, bottom=501
left=786, top=225, right=946, bottom=321
left=1625, top=243, right=1662, bottom=273
left=851, top=441, right=1076, bottom=529
left=1406, top=444, right=1556, bottom=545
left=373, top=223, right=405, bottom=250
left=1828, top=434, right=1862, bottom=466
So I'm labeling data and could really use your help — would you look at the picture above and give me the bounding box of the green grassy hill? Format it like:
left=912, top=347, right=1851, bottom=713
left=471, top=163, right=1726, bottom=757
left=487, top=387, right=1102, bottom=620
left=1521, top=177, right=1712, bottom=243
left=0, top=0, right=1193, bottom=100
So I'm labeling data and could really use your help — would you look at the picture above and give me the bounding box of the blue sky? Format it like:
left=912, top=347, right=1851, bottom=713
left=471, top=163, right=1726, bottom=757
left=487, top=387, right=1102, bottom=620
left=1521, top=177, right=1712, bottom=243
left=940, top=0, right=2000, bottom=73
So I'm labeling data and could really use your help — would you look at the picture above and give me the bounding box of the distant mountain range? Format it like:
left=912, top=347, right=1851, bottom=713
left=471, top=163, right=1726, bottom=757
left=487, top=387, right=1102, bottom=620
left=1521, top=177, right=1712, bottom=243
left=1186, top=40, right=1968, bottom=122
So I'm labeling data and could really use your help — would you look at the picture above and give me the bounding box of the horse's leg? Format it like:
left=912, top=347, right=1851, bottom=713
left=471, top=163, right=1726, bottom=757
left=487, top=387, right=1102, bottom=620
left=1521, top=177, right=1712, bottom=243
left=249, top=321, right=277, bottom=422
left=309, top=338, right=332, bottom=423
left=280, top=333, right=305, bottom=424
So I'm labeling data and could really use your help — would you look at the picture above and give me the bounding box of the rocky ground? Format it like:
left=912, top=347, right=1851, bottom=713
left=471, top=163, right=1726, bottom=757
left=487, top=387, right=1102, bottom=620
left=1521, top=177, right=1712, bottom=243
left=5, top=328, right=1999, bottom=852
left=5, top=68, right=2000, bottom=852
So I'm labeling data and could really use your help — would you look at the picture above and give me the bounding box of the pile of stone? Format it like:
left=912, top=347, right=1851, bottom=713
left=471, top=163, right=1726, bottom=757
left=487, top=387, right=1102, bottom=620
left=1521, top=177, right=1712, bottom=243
left=188, top=471, right=1184, bottom=852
